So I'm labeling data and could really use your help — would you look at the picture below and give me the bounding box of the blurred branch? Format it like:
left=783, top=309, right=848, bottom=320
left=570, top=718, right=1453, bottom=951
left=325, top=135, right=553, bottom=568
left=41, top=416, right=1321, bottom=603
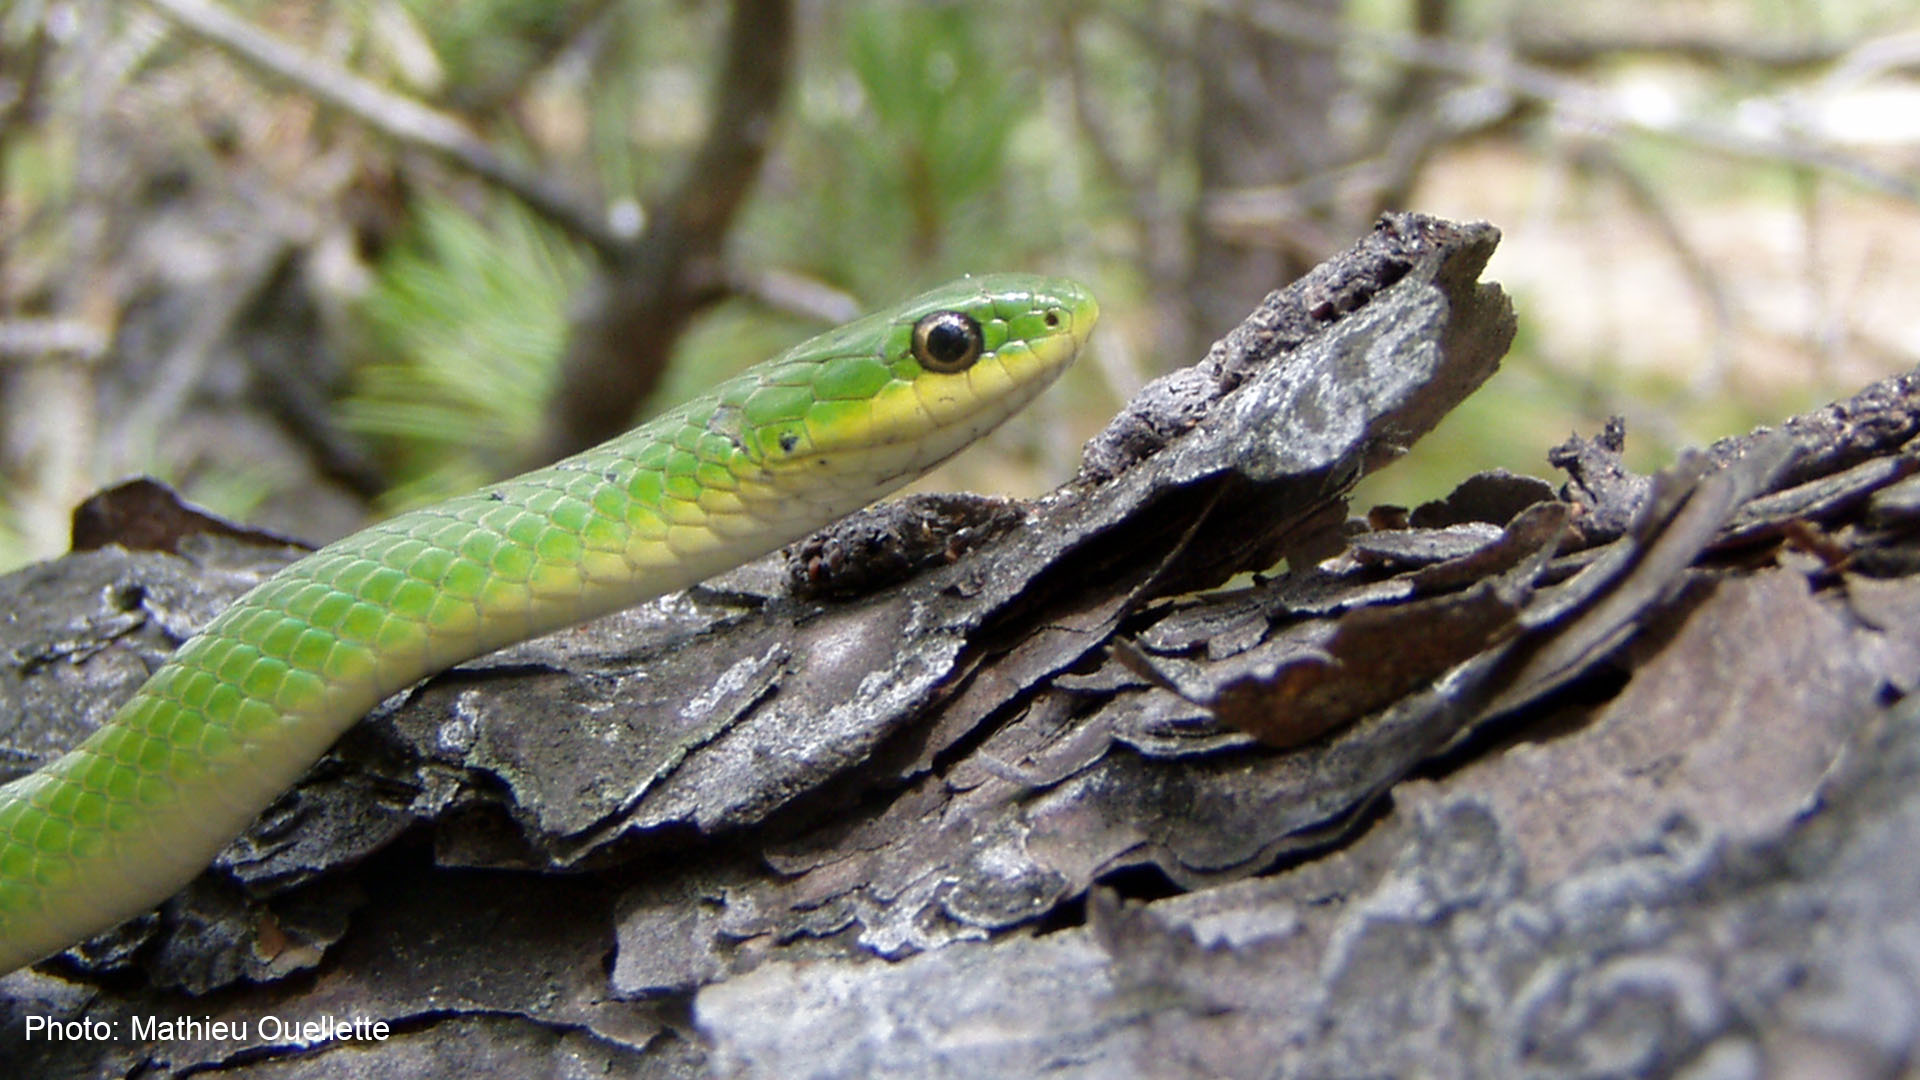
left=0, top=319, right=110, bottom=361
left=1202, top=0, right=1465, bottom=258
left=1577, top=145, right=1738, bottom=394
left=1193, top=0, right=1920, bottom=204
left=722, top=266, right=860, bottom=326
left=1367, top=0, right=1449, bottom=216
left=141, top=0, right=630, bottom=258
left=9, top=0, right=118, bottom=564
left=1186, top=0, right=1345, bottom=360
left=1060, top=15, right=1150, bottom=203
left=1513, top=28, right=1860, bottom=72
left=113, top=233, right=297, bottom=467
left=1825, top=32, right=1920, bottom=87
left=1204, top=157, right=1414, bottom=254
left=454, top=0, right=624, bottom=117
left=1058, top=7, right=1195, bottom=379
left=0, top=14, right=51, bottom=235
left=1057, top=19, right=1162, bottom=403
left=0, top=10, right=58, bottom=317
left=531, top=0, right=795, bottom=465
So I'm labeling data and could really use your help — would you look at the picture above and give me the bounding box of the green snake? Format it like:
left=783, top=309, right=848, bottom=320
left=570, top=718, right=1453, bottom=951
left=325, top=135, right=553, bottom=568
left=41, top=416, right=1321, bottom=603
left=0, top=273, right=1096, bottom=973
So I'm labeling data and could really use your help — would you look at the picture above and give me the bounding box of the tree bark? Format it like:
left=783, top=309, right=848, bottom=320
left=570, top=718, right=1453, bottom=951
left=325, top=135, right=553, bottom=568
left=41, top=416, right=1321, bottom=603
left=6, top=214, right=1916, bottom=1079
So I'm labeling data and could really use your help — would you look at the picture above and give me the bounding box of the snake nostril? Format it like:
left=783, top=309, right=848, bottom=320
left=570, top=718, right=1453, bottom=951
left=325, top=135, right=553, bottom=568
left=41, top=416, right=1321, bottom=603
left=1044, top=310, right=1061, bottom=329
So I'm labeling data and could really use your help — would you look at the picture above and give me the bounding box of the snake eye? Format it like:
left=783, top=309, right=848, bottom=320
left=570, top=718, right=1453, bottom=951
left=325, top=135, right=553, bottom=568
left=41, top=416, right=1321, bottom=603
left=910, top=311, right=984, bottom=373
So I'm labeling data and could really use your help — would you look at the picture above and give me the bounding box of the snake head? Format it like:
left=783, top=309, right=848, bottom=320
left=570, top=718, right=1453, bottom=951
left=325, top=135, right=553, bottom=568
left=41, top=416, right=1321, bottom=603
left=720, top=273, right=1098, bottom=493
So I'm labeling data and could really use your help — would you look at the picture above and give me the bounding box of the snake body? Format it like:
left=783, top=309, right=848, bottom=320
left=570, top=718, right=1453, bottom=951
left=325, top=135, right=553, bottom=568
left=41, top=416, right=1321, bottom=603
left=0, top=273, right=1096, bottom=972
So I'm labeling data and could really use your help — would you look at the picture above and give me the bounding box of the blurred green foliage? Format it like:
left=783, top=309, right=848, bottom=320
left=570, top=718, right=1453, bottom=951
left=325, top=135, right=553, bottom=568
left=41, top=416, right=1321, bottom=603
left=840, top=5, right=1029, bottom=266
left=744, top=3, right=1088, bottom=292
left=346, top=196, right=586, bottom=509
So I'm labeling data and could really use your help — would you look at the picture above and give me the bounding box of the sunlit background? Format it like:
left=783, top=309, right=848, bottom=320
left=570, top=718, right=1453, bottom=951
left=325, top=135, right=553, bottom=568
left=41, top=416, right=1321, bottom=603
left=1, top=0, right=1916, bottom=573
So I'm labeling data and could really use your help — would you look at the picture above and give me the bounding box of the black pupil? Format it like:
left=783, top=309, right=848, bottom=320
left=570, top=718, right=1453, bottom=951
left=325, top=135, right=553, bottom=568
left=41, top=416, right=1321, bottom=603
left=926, top=318, right=971, bottom=365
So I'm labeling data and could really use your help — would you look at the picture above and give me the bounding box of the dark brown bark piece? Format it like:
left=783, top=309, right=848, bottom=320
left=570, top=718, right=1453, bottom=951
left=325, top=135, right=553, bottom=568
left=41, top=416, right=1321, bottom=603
left=69, top=477, right=309, bottom=557
left=1547, top=415, right=1650, bottom=546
